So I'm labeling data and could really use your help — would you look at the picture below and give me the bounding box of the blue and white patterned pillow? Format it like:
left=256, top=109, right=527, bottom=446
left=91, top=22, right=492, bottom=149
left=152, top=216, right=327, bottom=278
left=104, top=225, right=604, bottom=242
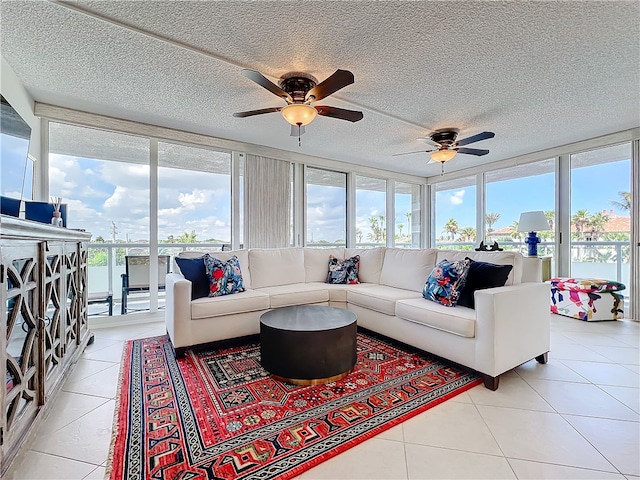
left=326, top=255, right=360, bottom=284
left=422, top=258, right=471, bottom=307
left=203, top=254, right=246, bottom=297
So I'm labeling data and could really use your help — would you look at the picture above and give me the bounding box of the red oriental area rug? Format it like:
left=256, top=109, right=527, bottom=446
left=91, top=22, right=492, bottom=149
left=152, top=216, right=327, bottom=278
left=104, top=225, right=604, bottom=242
left=107, top=332, right=480, bottom=480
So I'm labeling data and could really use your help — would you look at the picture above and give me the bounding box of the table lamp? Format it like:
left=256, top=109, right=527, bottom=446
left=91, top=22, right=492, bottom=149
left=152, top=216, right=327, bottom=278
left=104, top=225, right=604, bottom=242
left=517, top=211, right=550, bottom=257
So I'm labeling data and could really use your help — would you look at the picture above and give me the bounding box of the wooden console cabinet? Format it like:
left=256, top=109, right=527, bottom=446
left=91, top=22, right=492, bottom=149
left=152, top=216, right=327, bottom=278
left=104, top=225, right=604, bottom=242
left=0, top=216, right=92, bottom=475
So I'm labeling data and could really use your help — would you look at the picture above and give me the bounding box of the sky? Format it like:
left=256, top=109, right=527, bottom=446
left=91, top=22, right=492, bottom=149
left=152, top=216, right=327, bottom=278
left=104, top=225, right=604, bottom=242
left=1, top=133, right=631, bottom=244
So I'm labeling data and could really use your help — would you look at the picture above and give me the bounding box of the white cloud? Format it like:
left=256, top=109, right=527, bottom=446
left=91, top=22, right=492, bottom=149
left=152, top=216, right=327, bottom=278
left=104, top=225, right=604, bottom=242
left=449, top=190, right=465, bottom=205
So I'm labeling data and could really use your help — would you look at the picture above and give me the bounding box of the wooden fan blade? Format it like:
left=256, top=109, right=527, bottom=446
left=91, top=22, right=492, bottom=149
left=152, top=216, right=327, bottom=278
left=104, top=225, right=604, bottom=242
left=392, top=150, right=435, bottom=157
left=457, top=147, right=490, bottom=156
left=241, top=69, right=293, bottom=103
left=315, top=106, right=363, bottom=122
left=233, top=107, right=281, bottom=118
left=305, top=70, right=354, bottom=102
left=456, top=131, right=495, bottom=146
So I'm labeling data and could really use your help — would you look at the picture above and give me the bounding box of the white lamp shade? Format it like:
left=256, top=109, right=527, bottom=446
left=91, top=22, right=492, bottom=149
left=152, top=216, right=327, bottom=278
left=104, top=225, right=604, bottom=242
left=517, top=210, right=550, bottom=232
left=281, top=104, right=318, bottom=126
left=429, top=149, right=457, bottom=163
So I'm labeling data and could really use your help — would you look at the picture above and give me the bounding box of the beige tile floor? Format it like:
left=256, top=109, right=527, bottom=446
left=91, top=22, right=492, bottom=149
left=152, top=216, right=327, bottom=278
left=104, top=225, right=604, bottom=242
left=5, top=313, right=639, bottom=480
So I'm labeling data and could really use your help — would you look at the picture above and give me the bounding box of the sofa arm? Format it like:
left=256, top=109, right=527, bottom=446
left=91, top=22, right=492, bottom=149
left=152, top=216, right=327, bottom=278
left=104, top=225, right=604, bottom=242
left=474, top=282, right=550, bottom=377
left=165, top=272, right=193, bottom=349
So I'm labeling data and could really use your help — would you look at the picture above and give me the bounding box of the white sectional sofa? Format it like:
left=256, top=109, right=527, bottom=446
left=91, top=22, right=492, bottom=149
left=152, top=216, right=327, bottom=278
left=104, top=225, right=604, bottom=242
left=165, top=247, right=550, bottom=389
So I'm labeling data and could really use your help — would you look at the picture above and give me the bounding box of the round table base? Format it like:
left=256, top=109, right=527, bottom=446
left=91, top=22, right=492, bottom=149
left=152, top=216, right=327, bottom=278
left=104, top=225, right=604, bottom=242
left=271, top=368, right=353, bottom=386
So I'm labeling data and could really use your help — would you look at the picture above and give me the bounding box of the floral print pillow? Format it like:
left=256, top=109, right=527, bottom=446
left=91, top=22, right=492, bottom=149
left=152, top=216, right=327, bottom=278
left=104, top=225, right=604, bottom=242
left=422, top=258, right=471, bottom=307
left=204, top=254, right=246, bottom=297
left=326, top=255, right=360, bottom=284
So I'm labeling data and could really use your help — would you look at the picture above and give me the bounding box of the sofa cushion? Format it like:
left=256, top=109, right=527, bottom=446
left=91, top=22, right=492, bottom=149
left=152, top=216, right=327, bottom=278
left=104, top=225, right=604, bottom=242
left=326, top=255, right=360, bottom=284
left=436, top=250, right=522, bottom=285
left=347, top=284, right=421, bottom=316
left=307, top=282, right=374, bottom=302
left=457, top=259, right=513, bottom=309
left=203, top=254, right=246, bottom=297
left=344, top=247, right=385, bottom=283
left=422, top=258, right=471, bottom=307
left=249, top=248, right=305, bottom=288
left=174, top=256, right=209, bottom=300
left=304, top=247, right=345, bottom=282
left=191, top=289, right=270, bottom=319
left=256, top=283, right=329, bottom=308
left=179, top=250, right=252, bottom=289
left=396, top=298, right=476, bottom=338
left=380, top=248, right=437, bottom=292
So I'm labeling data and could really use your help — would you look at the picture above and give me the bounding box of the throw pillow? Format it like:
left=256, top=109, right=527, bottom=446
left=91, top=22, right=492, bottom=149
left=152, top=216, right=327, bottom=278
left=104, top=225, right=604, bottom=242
left=457, top=258, right=513, bottom=309
left=422, top=258, right=471, bottom=307
left=203, top=254, right=246, bottom=297
left=326, top=255, right=360, bottom=284
left=175, top=256, right=209, bottom=300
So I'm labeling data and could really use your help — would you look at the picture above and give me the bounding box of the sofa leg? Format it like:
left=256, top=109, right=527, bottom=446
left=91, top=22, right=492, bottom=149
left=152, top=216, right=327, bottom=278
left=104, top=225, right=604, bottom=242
left=480, top=374, right=499, bottom=390
left=173, top=346, right=186, bottom=359
left=535, top=352, right=549, bottom=364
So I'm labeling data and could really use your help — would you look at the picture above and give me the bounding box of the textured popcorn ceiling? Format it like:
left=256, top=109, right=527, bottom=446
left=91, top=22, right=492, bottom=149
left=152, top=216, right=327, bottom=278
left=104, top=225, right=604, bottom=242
left=1, top=1, right=638, bottom=177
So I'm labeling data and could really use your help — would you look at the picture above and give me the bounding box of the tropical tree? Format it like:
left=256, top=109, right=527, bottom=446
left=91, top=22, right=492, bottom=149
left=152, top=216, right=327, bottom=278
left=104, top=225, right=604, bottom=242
left=587, top=212, right=609, bottom=241
left=459, top=227, right=476, bottom=242
left=610, top=191, right=630, bottom=212
left=572, top=210, right=590, bottom=239
left=485, top=212, right=501, bottom=233
left=508, top=221, right=522, bottom=240
left=177, top=230, right=198, bottom=243
left=367, top=216, right=385, bottom=243
left=397, top=223, right=404, bottom=238
left=443, top=218, right=459, bottom=241
left=544, top=210, right=555, bottom=231
left=356, top=229, right=363, bottom=243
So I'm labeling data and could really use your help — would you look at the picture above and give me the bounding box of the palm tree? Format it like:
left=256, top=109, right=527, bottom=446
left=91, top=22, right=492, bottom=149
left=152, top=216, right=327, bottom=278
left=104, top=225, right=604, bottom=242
left=443, top=218, right=459, bottom=241
left=544, top=210, right=555, bottom=232
left=485, top=212, right=501, bottom=233
left=587, top=212, right=609, bottom=241
left=459, top=227, right=476, bottom=242
left=572, top=210, right=590, bottom=239
left=610, top=191, right=631, bottom=212
left=508, top=221, right=521, bottom=240
left=177, top=230, right=198, bottom=243
left=356, top=229, right=363, bottom=243
left=397, top=223, right=404, bottom=238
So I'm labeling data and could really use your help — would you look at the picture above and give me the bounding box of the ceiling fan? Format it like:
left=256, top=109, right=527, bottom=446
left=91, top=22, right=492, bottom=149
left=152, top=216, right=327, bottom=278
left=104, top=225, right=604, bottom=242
left=394, top=129, right=495, bottom=174
left=233, top=69, right=364, bottom=145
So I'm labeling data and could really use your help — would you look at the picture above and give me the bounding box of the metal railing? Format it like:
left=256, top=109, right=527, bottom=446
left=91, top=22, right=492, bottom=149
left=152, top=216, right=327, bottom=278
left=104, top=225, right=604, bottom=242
left=87, top=239, right=631, bottom=308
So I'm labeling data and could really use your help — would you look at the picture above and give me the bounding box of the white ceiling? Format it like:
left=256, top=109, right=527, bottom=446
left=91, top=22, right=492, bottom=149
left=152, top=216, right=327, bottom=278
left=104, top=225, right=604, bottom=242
left=1, top=1, right=638, bottom=177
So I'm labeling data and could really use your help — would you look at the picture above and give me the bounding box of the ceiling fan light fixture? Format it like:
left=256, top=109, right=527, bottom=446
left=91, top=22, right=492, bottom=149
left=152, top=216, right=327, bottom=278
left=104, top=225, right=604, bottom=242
left=430, top=149, right=457, bottom=163
left=281, top=103, right=317, bottom=126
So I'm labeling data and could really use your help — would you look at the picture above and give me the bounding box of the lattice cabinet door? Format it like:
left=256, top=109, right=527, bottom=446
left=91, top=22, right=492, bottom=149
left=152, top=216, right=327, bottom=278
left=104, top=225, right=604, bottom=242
left=1, top=241, right=41, bottom=464
left=40, top=241, right=67, bottom=395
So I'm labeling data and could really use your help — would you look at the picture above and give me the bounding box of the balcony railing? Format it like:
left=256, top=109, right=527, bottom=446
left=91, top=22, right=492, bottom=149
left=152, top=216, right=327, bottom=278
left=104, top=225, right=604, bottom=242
left=87, top=240, right=631, bottom=315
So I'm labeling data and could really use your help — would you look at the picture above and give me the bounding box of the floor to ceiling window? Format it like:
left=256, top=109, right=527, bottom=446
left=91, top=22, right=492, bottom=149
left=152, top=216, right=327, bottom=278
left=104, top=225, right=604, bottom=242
left=306, top=167, right=347, bottom=247
left=355, top=175, right=386, bottom=247
left=433, top=176, right=477, bottom=249
left=48, top=122, right=150, bottom=306
left=485, top=159, right=556, bottom=262
left=158, top=142, right=231, bottom=255
left=570, top=143, right=631, bottom=300
left=395, top=181, right=421, bottom=248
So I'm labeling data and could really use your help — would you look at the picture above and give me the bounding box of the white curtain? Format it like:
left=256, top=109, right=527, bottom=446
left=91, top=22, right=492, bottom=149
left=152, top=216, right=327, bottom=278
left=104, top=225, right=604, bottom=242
left=245, top=154, right=291, bottom=248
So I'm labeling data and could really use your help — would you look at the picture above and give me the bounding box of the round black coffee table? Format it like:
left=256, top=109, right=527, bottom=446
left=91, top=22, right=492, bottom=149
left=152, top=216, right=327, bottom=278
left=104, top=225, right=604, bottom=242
left=260, top=305, right=357, bottom=386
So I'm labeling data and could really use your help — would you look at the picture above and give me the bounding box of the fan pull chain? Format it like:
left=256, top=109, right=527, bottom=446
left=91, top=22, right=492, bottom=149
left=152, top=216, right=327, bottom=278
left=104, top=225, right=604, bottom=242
left=441, top=162, right=445, bottom=175
left=297, top=123, right=302, bottom=147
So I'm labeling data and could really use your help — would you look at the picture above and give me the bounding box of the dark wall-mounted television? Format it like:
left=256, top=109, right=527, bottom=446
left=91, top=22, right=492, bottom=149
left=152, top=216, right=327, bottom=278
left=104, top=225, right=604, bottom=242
left=1, top=94, right=34, bottom=208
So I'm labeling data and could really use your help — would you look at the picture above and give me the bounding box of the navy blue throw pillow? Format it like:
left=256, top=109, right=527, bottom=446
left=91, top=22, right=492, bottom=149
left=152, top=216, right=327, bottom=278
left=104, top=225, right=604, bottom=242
left=456, top=258, right=513, bottom=309
left=175, top=257, right=209, bottom=300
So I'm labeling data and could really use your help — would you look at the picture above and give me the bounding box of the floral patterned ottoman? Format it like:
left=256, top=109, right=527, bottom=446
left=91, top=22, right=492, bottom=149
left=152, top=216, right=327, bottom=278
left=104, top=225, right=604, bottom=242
left=546, top=277, right=625, bottom=321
